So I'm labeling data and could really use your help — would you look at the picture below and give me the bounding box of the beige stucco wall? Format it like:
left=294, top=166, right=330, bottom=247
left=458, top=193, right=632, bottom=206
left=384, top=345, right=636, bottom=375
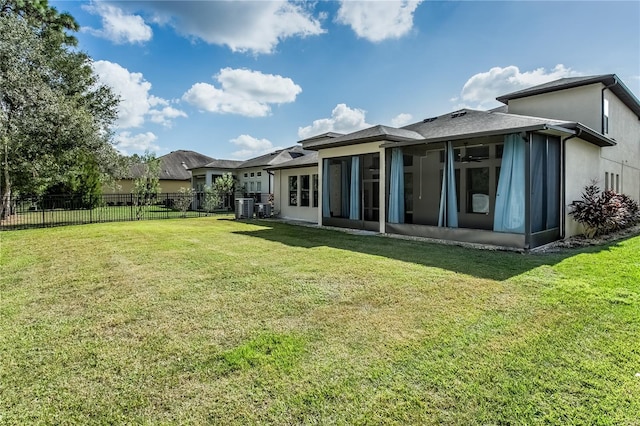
left=104, top=179, right=191, bottom=195
left=273, top=166, right=319, bottom=222
left=508, top=84, right=603, bottom=131
left=564, top=138, right=605, bottom=237
left=238, top=167, right=272, bottom=194
left=509, top=82, right=640, bottom=237
left=602, top=90, right=640, bottom=200
left=317, top=141, right=386, bottom=231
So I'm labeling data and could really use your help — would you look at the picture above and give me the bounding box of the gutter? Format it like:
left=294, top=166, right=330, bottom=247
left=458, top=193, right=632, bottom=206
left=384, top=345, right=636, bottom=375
left=265, top=169, right=274, bottom=194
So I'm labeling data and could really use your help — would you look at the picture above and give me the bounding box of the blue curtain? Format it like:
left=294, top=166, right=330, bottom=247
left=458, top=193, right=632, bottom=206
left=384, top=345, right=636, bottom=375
left=494, top=133, right=525, bottom=233
left=388, top=148, right=404, bottom=223
left=438, top=141, right=458, bottom=228
left=341, top=160, right=350, bottom=217
left=349, top=156, right=360, bottom=220
left=322, top=159, right=331, bottom=218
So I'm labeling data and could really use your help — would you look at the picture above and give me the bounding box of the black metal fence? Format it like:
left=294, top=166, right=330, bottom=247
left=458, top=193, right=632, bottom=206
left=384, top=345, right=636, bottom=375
left=0, top=192, right=236, bottom=231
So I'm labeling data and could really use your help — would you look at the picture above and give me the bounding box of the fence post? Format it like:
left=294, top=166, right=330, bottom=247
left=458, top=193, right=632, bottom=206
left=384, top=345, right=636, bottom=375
left=89, top=194, right=93, bottom=224
left=130, top=194, right=134, bottom=221
left=41, top=197, right=45, bottom=227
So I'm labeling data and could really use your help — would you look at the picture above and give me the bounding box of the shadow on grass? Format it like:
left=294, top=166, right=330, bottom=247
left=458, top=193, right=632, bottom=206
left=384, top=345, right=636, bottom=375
left=233, top=221, right=630, bottom=281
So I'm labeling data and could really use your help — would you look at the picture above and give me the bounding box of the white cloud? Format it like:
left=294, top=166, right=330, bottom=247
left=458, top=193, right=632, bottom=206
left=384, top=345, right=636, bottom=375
left=92, top=60, right=187, bottom=128
left=459, top=64, right=581, bottom=109
left=336, top=0, right=422, bottom=42
left=112, top=1, right=324, bottom=54
left=83, top=2, right=152, bottom=44
left=113, top=131, right=159, bottom=155
left=298, top=103, right=372, bottom=139
left=182, top=68, right=302, bottom=117
left=149, top=106, right=188, bottom=127
left=230, top=134, right=283, bottom=160
left=391, top=113, right=413, bottom=127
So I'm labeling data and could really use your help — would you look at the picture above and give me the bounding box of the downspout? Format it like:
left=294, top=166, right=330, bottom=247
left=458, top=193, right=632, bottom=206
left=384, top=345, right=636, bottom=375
left=561, top=129, right=581, bottom=239
left=266, top=169, right=274, bottom=194
left=601, top=78, right=618, bottom=134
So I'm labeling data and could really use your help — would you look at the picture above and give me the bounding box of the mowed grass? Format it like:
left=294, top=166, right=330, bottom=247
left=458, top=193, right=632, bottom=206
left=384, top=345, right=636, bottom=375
left=1, top=218, right=639, bottom=425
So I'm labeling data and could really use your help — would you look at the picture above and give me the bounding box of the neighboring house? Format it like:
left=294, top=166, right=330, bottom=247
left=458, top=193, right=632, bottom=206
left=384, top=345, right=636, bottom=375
left=272, top=74, right=640, bottom=249
left=106, top=150, right=215, bottom=194
left=189, top=159, right=244, bottom=191
left=188, top=146, right=314, bottom=203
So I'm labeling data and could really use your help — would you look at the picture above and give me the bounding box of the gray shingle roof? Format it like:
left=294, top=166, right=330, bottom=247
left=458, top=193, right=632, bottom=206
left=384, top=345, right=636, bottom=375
left=389, top=109, right=613, bottom=148
left=401, top=109, right=570, bottom=140
left=157, top=150, right=215, bottom=180
left=199, top=159, right=244, bottom=169
left=266, top=151, right=318, bottom=170
left=298, top=132, right=344, bottom=143
left=301, top=125, right=423, bottom=150
left=496, top=74, right=640, bottom=118
left=131, top=150, right=215, bottom=180
left=237, top=146, right=311, bottom=168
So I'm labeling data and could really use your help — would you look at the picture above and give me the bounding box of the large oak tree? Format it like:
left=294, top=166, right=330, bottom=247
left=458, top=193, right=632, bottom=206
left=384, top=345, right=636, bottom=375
left=1, top=0, right=120, bottom=217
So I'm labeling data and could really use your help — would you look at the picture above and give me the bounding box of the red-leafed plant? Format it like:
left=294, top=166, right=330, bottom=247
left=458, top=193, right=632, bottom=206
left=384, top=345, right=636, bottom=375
left=569, top=183, right=640, bottom=238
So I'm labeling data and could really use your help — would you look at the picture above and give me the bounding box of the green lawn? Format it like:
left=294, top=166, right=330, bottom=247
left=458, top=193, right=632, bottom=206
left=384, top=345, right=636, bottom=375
left=1, top=218, right=639, bottom=424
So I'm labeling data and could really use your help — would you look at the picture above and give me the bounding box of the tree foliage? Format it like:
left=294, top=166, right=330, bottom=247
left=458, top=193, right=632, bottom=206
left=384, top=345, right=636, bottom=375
left=132, top=152, right=160, bottom=220
left=173, top=187, right=196, bottom=218
left=0, top=1, right=119, bottom=218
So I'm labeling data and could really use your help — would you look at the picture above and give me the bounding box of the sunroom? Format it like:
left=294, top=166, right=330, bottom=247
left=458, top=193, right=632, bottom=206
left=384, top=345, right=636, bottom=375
left=309, top=109, right=615, bottom=249
left=383, top=130, right=564, bottom=249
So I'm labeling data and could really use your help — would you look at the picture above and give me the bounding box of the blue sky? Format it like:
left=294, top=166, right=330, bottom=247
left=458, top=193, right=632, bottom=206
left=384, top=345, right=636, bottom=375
left=52, top=1, right=640, bottom=160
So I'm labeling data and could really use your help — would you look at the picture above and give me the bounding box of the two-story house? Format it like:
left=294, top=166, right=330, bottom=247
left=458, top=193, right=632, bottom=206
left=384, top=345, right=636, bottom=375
left=270, top=74, right=640, bottom=249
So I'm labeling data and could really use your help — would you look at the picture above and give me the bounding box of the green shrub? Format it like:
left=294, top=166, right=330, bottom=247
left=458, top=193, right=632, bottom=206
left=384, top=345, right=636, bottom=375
left=569, top=183, right=640, bottom=237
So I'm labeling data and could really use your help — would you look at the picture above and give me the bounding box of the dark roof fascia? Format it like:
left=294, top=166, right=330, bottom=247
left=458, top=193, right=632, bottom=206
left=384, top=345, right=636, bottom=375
left=567, top=123, right=617, bottom=147
left=303, top=134, right=421, bottom=151
left=496, top=75, right=616, bottom=103
left=381, top=122, right=614, bottom=149
left=266, top=162, right=318, bottom=171
left=497, top=74, right=640, bottom=118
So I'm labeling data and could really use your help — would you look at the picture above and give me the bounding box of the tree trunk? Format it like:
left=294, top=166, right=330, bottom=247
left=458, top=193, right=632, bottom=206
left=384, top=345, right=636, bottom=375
left=1, top=136, right=11, bottom=220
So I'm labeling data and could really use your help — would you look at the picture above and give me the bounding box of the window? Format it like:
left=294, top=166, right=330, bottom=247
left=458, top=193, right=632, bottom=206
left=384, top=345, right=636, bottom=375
left=250, top=181, right=255, bottom=192
left=256, top=181, right=262, bottom=192
left=466, top=168, right=490, bottom=213
left=289, top=176, right=297, bottom=206
left=301, top=175, right=310, bottom=207
left=257, top=172, right=262, bottom=177
left=603, top=99, right=609, bottom=134
left=605, top=172, right=609, bottom=190
left=616, top=174, right=620, bottom=192
left=312, top=174, right=319, bottom=207
left=244, top=173, right=248, bottom=178
left=250, top=172, right=255, bottom=177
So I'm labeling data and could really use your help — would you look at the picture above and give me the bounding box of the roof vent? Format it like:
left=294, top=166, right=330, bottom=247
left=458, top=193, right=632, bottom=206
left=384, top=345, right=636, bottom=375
left=181, top=161, right=188, bottom=169
left=451, top=111, right=467, bottom=118
left=423, top=117, right=438, bottom=123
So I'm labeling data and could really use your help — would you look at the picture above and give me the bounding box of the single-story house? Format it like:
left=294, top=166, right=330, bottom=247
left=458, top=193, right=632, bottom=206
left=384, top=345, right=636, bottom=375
left=270, top=74, right=640, bottom=249
left=187, top=146, right=313, bottom=203
left=105, top=150, right=215, bottom=194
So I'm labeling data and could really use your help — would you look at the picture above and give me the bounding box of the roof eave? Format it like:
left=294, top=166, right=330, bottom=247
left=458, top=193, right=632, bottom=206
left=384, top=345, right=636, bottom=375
left=569, top=124, right=617, bottom=147
left=380, top=124, right=554, bottom=148
left=496, top=75, right=616, bottom=104
left=303, top=134, right=422, bottom=151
